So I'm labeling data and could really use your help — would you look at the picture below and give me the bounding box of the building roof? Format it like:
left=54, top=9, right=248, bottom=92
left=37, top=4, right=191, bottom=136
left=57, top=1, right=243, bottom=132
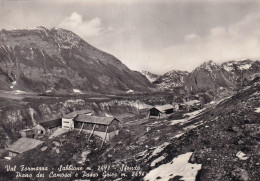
left=153, top=104, right=174, bottom=113
left=19, top=128, right=33, bottom=132
left=7, top=138, right=43, bottom=154
left=74, top=115, right=119, bottom=125
left=40, top=119, right=61, bottom=129
left=77, top=110, right=92, bottom=115
left=63, top=112, right=78, bottom=119
left=63, top=110, right=92, bottom=119
left=185, top=100, right=201, bottom=106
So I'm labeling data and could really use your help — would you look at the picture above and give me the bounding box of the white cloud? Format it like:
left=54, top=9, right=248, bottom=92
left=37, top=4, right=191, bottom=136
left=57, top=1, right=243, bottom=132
left=139, top=11, right=260, bottom=73
left=58, top=12, right=104, bottom=37
left=184, top=33, right=201, bottom=43
left=57, top=11, right=260, bottom=75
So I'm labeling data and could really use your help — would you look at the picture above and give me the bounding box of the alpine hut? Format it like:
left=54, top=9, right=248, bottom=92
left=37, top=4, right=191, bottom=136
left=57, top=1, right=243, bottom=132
left=149, top=104, right=174, bottom=118
left=61, top=110, right=119, bottom=141
left=73, top=115, right=120, bottom=141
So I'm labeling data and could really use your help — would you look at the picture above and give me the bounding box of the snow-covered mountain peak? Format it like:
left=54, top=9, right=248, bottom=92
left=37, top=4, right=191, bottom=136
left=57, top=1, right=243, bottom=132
left=193, top=60, right=220, bottom=73
left=221, top=59, right=254, bottom=72
left=165, top=70, right=189, bottom=76
left=141, top=70, right=160, bottom=83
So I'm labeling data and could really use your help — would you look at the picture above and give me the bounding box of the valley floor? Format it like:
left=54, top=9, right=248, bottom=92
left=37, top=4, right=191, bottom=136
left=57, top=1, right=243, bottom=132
left=0, top=80, right=260, bottom=181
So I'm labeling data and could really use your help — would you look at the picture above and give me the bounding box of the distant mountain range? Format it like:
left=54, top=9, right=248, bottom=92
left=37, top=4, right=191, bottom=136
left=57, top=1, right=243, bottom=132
left=145, top=59, right=260, bottom=93
left=0, top=27, right=153, bottom=94
left=1, top=27, right=259, bottom=95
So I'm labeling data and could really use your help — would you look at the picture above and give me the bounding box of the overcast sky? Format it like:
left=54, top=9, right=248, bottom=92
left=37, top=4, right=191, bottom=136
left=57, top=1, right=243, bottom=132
left=1, top=0, right=260, bottom=74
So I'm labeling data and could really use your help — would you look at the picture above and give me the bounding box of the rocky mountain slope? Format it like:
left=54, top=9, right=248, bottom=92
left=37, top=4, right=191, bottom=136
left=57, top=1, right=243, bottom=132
left=154, top=70, right=189, bottom=91
left=155, top=59, right=260, bottom=92
left=140, top=71, right=160, bottom=83
left=0, top=27, right=152, bottom=94
left=222, top=59, right=260, bottom=84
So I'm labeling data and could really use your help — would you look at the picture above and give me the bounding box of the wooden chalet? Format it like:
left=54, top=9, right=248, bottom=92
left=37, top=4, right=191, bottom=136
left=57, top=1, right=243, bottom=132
left=7, top=138, right=43, bottom=157
left=149, top=104, right=174, bottom=118
left=74, top=115, right=120, bottom=141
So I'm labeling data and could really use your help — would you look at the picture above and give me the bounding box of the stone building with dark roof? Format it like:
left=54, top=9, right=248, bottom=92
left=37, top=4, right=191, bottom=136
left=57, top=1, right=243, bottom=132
left=149, top=104, right=174, bottom=118
left=7, top=138, right=43, bottom=157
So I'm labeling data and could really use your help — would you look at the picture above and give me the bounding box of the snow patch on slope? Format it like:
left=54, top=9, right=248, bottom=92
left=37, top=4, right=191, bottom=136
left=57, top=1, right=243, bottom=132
left=144, top=152, right=201, bottom=181
left=10, top=81, right=16, bottom=89
left=239, top=64, right=252, bottom=70
left=170, top=109, right=205, bottom=126
left=185, top=108, right=205, bottom=118
left=13, top=90, right=27, bottom=94
left=254, top=107, right=260, bottom=113
left=173, top=132, right=185, bottom=138
left=223, top=64, right=233, bottom=72
left=149, top=142, right=169, bottom=159
left=170, top=119, right=187, bottom=126
left=236, top=151, right=249, bottom=160
left=150, top=156, right=165, bottom=167
left=73, top=89, right=82, bottom=93
left=127, top=89, right=134, bottom=93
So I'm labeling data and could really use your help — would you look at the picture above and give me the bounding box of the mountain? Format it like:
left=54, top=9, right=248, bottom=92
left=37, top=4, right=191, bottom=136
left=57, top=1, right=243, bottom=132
left=155, top=60, right=260, bottom=92
left=222, top=59, right=260, bottom=85
left=186, top=60, right=236, bottom=92
left=140, top=70, right=160, bottom=83
left=0, top=27, right=153, bottom=94
left=153, top=70, right=189, bottom=91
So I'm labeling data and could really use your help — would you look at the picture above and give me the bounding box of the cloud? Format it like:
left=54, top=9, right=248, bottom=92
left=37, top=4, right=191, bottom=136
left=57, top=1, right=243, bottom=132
left=88, top=11, right=260, bottom=74
left=184, top=34, right=201, bottom=43
left=139, top=11, right=260, bottom=73
left=56, top=10, right=260, bottom=75
left=58, top=12, right=104, bottom=37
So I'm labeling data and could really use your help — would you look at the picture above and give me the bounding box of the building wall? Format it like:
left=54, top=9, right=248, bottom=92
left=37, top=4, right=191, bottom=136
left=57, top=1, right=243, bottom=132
left=108, top=120, right=119, bottom=132
left=74, top=120, right=119, bottom=133
left=106, top=130, right=119, bottom=140
left=9, top=151, right=18, bottom=157
left=33, top=124, right=46, bottom=136
left=78, top=129, right=119, bottom=141
left=19, top=129, right=35, bottom=138
left=162, top=113, right=169, bottom=117
left=62, top=118, right=74, bottom=129
left=74, top=122, right=107, bottom=132
left=149, top=109, right=173, bottom=118
left=165, top=108, right=174, bottom=114
left=149, top=108, right=160, bottom=117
